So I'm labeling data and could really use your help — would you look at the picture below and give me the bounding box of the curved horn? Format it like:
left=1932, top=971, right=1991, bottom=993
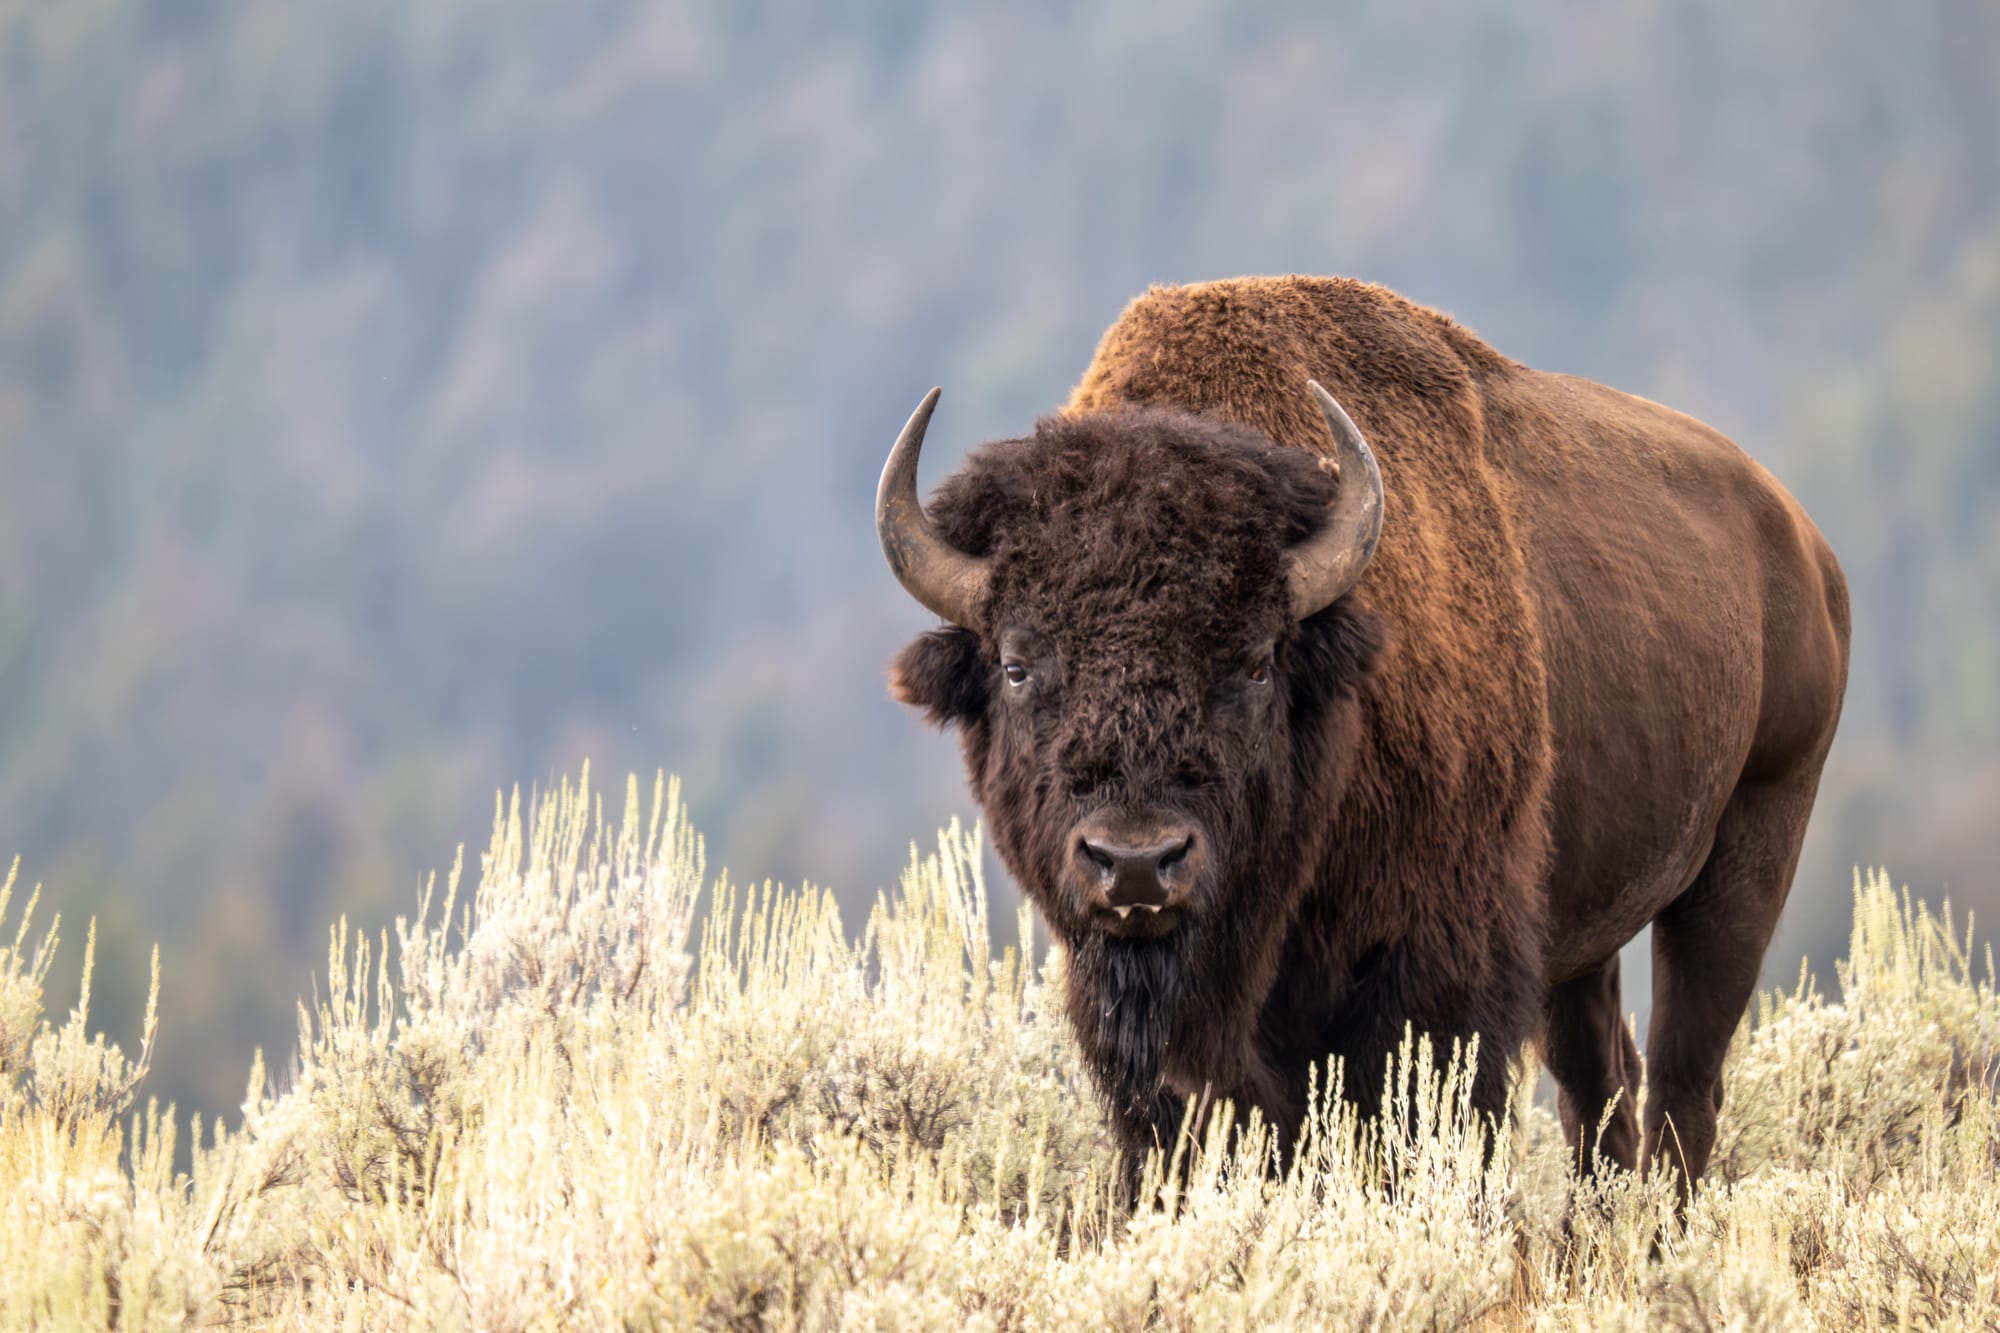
left=876, top=387, right=992, bottom=627
left=1288, top=381, right=1385, bottom=619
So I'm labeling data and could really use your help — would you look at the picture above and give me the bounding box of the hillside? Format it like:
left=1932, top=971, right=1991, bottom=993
left=2, top=772, right=1995, bottom=1328
left=3, top=1, right=1998, bottom=1134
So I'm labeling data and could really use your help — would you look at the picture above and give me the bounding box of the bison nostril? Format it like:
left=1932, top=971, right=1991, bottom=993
left=1074, top=826, right=1199, bottom=912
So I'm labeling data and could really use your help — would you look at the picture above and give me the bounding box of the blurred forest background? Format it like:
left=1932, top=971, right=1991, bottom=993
left=2, top=0, right=1996, bottom=1133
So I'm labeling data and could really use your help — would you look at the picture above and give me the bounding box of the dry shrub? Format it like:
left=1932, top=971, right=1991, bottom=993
left=0, top=781, right=1995, bottom=1329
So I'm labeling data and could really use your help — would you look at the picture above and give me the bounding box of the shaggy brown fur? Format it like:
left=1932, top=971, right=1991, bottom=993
left=888, top=275, right=1850, bottom=1196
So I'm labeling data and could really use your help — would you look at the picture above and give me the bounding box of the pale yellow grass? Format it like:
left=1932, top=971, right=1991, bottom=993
left=1, top=769, right=1996, bottom=1329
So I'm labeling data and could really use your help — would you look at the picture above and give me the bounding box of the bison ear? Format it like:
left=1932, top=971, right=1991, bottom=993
left=1290, top=598, right=1387, bottom=697
left=890, top=627, right=990, bottom=727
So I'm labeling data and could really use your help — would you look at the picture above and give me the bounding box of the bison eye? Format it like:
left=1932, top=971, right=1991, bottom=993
left=1003, top=660, right=1030, bottom=687
left=1246, top=659, right=1272, bottom=686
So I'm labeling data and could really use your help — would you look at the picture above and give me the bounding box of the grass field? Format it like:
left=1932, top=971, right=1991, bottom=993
left=2, top=769, right=1995, bottom=1329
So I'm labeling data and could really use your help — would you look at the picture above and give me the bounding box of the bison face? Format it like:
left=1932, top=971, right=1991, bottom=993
left=976, top=612, right=1294, bottom=944
left=881, top=392, right=1385, bottom=964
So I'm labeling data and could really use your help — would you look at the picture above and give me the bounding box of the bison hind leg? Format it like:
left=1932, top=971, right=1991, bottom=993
left=1643, top=768, right=1821, bottom=1199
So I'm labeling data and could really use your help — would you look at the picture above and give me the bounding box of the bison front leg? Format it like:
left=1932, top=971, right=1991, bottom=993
left=1312, top=981, right=1526, bottom=1177
left=1107, top=1087, right=1188, bottom=1206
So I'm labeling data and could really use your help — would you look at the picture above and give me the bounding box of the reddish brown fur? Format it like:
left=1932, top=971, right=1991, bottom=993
left=889, top=276, right=1849, bottom=1195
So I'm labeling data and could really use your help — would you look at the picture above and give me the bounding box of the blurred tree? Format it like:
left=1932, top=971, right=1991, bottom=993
left=0, top=0, right=1993, bottom=1136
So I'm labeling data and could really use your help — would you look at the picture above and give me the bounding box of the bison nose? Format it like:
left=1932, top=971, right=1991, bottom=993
left=1075, top=827, right=1198, bottom=912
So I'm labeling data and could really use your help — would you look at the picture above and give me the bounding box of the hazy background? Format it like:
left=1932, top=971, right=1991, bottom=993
left=3, top=1, right=1996, bottom=1132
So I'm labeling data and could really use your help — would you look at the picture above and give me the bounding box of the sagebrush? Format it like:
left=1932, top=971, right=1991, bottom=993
left=1, top=769, right=1995, bottom=1329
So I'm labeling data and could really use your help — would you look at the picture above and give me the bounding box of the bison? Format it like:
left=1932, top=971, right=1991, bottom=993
left=877, top=276, right=1849, bottom=1195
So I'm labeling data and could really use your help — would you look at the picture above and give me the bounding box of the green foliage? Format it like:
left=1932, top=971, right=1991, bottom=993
left=1, top=777, right=1996, bottom=1328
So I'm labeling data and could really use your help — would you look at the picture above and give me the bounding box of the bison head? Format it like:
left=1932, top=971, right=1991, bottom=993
left=878, top=386, right=1385, bottom=1102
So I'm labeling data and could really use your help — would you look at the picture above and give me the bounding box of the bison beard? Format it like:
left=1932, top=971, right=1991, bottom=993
left=1075, top=936, right=1189, bottom=1148
left=880, top=275, right=1850, bottom=1203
